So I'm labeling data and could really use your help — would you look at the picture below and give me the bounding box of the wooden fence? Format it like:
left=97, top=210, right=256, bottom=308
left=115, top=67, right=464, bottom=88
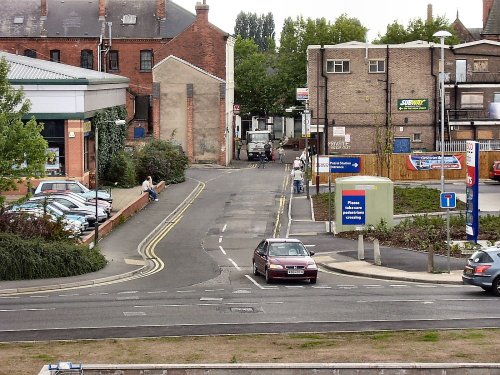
left=312, top=151, right=500, bottom=184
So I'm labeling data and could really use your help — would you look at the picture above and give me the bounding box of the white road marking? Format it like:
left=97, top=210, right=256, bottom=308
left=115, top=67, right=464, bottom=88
left=0, top=297, right=19, bottom=299
left=390, top=285, right=410, bottom=288
left=222, top=224, right=227, bottom=233
left=219, top=237, right=223, bottom=243
left=228, top=258, right=241, bottom=271
left=117, top=291, right=138, bottom=294
left=58, top=294, right=80, bottom=297
left=219, top=246, right=226, bottom=255
left=204, top=289, right=225, bottom=292
left=312, top=286, right=332, bottom=289
left=176, top=290, right=195, bottom=293
left=285, top=285, right=304, bottom=288
left=147, top=290, right=169, bottom=294
left=416, top=285, right=438, bottom=288
left=123, top=311, right=146, bottom=316
left=245, top=275, right=265, bottom=290
left=29, top=295, right=49, bottom=298
left=116, top=296, right=139, bottom=301
left=200, top=297, right=223, bottom=301
left=364, top=285, right=384, bottom=288
left=0, top=308, right=55, bottom=312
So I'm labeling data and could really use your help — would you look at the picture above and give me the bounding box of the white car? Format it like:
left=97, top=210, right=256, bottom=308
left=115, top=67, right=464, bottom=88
left=29, top=194, right=107, bottom=222
left=34, top=180, right=113, bottom=204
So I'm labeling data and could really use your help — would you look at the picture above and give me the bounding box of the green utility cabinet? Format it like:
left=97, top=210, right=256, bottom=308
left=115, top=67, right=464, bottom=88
left=335, top=176, right=394, bottom=233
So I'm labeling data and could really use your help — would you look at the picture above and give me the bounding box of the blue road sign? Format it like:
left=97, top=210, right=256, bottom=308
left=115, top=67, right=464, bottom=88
left=440, top=192, right=456, bottom=209
left=329, top=157, right=361, bottom=173
left=341, top=190, right=366, bottom=225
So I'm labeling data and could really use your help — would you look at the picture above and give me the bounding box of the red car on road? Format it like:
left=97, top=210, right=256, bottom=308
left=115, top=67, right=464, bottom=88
left=489, top=161, right=500, bottom=181
left=252, top=238, right=318, bottom=284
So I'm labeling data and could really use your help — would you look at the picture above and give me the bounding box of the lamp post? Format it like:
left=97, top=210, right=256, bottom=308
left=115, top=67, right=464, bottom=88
left=433, top=30, right=452, bottom=272
left=94, top=119, right=126, bottom=247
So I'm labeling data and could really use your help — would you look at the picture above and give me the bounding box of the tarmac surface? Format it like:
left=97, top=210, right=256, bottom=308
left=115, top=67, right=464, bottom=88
left=1, top=150, right=499, bottom=294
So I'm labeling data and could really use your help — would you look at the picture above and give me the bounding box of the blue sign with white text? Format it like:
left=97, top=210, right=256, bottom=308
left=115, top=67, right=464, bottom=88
left=440, top=192, right=456, bottom=209
left=330, top=157, right=361, bottom=173
left=342, top=190, right=366, bottom=225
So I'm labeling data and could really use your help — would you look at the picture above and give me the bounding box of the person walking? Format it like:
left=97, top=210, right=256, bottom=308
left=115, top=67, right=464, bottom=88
left=258, top=152, right=267, bottom=168
left=264, top=142, right=272, bottom=162
left=293, top=157, right=301, bottom=169
left=235, top=138, right=242, bottom=160
left=142, top=176, right=158, bottom=201
left=291, top=167, right=304, bottom=194
left=277, top=146, right=285, bottom=164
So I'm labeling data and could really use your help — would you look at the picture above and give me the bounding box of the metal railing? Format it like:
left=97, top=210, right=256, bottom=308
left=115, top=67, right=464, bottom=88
left=436, top=140, right=500, bottom=152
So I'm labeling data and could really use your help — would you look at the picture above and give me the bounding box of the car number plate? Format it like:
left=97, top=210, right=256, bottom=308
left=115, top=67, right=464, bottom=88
left=287, top=269, right=304, bottom=275
left=464, top=267, right=473, bottom=275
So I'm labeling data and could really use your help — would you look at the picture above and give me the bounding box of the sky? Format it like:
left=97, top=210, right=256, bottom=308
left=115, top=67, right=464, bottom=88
left=173, top=0, right=484, bottom=42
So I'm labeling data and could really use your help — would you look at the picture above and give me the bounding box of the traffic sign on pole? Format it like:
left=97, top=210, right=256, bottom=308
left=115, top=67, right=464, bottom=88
left=440, top=192, right=456, bottom=209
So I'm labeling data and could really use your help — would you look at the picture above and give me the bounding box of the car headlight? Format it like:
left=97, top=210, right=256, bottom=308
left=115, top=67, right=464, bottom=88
left=307, top=261, right=317, bottom=270
left=268, top=264, right=284, bottom=270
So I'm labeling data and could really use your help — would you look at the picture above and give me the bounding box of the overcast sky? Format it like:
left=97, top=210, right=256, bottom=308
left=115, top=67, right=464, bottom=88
left=173, top=0, right=484, bottom=41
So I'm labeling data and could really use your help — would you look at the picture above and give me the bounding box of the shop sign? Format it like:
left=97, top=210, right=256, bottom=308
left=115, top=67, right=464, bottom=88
left=466, top=141, right=479, bottom=243
left=406, top=154, right=463, bottom=170
left=296, top=88, right=309, bottom=101
left=397, top=99, right=429, bottom=111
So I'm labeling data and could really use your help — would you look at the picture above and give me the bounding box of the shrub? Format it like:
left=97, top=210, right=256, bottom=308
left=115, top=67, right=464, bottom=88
left=135, top=139, right=188, bottom=184
left=103, top=150, right=137, bottom=188
left=0, top=232, right=106, bottom=280
left=0, top=212, right=76, bottom=242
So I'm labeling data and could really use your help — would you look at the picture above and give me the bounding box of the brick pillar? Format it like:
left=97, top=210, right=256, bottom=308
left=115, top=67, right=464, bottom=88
left=152, top=82, right=161, bottom=139
left=195, top=2, right=209, bottom=24
left=219, top=83, right=226, bottom=166
left=41, top=0, right=48, bottom=17
left=156, top=0, right=166, bottom=20
left=186, top=84, right=195, bottom=163
left=65, top=120, right=85, bottom=180
left=99, top=0, right=106, bottom=19
left=483, top=0, right=493, bottom=28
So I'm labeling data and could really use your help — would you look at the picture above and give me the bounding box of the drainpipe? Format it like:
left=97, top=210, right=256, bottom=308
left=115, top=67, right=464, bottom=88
left=97, top=34, right=102, bottom=72
left=320, top=45, right=329, bottom=155
left=385, top=45, right=390, bottom=128
left=430, top=46, right=438, bottom=148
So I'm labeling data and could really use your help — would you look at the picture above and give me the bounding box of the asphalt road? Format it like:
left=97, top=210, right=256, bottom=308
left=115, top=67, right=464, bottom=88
left=0, top=162, right=499, bottom=342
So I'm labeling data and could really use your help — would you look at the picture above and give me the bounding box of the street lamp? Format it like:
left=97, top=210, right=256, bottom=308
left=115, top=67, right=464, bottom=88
left=94, top=119, right=126, bottom=247
left=433, top=30, right=451, bottom=193
left=433, top=30, right=452, bottom=273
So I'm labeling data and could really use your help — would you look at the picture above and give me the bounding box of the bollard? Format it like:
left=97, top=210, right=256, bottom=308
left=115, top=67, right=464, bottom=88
left=374, top=239, right=381, bottom=266
left=427, top=244, right=434, bottom=273
left=358, top=234, right=365, bottom=260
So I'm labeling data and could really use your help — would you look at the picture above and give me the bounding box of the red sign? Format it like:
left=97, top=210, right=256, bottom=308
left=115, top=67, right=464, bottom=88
left=233, top=104, right=240, bottom=114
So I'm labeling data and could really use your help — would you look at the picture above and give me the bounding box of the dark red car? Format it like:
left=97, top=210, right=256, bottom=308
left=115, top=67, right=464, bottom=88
left=489, top=161, right=500, bottom=182
left=252, top=238, right=318, bottom=284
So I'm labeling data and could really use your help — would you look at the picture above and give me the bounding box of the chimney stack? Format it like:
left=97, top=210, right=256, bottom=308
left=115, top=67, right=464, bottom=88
left=195, top=1, right=209, bottom=23
left=156, top=0, right=166, bottom=20
left=483, top=0, right=493, bottom=28
left=41, top=0, right=48, bottom=17
left=99, top=0, right=106, bottom=19
left=427, top=4, right=433, bottom=23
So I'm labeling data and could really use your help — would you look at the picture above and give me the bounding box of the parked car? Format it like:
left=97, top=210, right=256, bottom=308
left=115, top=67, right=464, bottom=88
left=29, top=194, right=107, bottom=222
left=489, top=161, right=500, bottom=181
left=252, top=238, right=318, bottom=284
left=34, top=180, right=113, bottom=204
left=462, top=244, right=500, bottom=296
left=35, top=190, right=112, bottom=217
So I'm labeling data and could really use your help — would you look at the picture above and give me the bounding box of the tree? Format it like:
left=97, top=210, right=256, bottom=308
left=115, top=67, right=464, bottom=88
left=375, top=16, right=460, bottom=45
left=234, top=12, right=276, bottom=52
left=0, top=57, right=47, bottom=205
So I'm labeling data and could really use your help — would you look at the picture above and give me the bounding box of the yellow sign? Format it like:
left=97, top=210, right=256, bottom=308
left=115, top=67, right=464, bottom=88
left=83, top=121, right=92, bottom=133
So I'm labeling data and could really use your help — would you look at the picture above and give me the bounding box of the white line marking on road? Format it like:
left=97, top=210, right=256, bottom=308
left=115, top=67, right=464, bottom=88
left=262, top=286, right=279, bottom=289
left=285, top=285, right=304, bottom=288
left=123, top=311, right=146, bottom=316
left=0, top=308, right=55, bottom=312
left=228, top=258, right=241, bottom=271
left=117, top=291, right=138, bottom=294
left=200, top=297, right=223, bottom=301
left=222, top=224, right=227, bottom=233
left=245, top=275, right=265, bottom=289
left=219, top=236, right=223, bottom=243
left=29, top=295, right=49, bottom=298
left=205, top=289, right=225, bottom=292
left=219, top=246, right=226, bottom=255
left=390, top=285, right=410, bottom=288
left=416, top=285, right=438, bottom=288
left=147, top=290, right=169, bottom=294
left=198, top=303, right=219, bottom=306
left=0, top=297, right=19, bottom=299
left=58, top=294, right=80, bottom=297
left=312, top=286, right=332, bottom=289
left=364, top=285, right=383, bottom=288
left=176, top=290, right=195, bottom=293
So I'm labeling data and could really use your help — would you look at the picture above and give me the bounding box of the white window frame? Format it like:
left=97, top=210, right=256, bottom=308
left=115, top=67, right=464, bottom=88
left=326, top=60, right=350, bottom=73
left=412, top=133, right=422, bottom=142
left=368, top=59, right=385, bottom=73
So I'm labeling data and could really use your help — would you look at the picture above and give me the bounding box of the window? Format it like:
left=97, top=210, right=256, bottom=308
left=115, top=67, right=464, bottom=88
left=140, top=50, right=153, bottom=71
left=473, top=59, right=488, bottom=72
left=412, top=133, right=422, bottom=142
left=108, top=50, right=119, bottom=71
left=84, top=135, right=90, bottom=172
left=455, top=59, right=466, bottom=82
left=50, top=50, right=60, bottom=62
left=24, top=49, right=36, bottom=58
left=81, top=50, right=93, bottom=69
left=461, top=92, right=483, bottom=109
left=494, top=93, right=500, bottom=103
left=326, top=60, right=350, bottom=73
left=40, top=120, right=65, bottom=176
left=368, top=59, right=385, bottom=73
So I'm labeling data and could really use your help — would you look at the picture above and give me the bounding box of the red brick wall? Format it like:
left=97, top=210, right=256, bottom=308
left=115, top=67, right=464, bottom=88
left=65, top=120, right=85, bottom=178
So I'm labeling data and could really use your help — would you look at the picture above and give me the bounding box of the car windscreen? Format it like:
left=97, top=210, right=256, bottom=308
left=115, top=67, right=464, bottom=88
left=269, top=243, right=308, bottom=257
left=248, top=133, right=270, bottom=143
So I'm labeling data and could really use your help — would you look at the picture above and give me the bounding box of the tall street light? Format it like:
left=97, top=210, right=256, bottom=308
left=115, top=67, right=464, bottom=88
left=433, top=30, right=451, bottom=193
left=433, top=30, right=452, bottom=273
left=94, top=119, right=126, bottom=247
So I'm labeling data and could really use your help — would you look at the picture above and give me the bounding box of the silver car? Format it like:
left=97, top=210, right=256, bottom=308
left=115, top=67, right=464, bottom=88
left=462, top=244, right=500, bottom=296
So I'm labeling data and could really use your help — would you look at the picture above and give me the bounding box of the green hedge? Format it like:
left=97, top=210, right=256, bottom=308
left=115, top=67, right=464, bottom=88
left=0, top=232, right=107, bottom=280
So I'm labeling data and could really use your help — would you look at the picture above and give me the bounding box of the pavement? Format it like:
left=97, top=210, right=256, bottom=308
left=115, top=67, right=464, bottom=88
left=2, top=152, right=499, bottom=294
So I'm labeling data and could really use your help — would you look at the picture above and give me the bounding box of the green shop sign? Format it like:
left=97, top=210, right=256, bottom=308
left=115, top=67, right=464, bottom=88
left=397, top=99, right=429, bottom=111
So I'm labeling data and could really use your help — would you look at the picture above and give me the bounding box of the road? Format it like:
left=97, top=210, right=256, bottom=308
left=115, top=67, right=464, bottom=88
left=0, top=163, right=499, bottom=342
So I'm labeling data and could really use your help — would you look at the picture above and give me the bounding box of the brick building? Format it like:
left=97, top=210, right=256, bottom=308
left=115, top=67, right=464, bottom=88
left=307, top=39, right=500, bottom=155
left=0, top=0, right=235, bottom=165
